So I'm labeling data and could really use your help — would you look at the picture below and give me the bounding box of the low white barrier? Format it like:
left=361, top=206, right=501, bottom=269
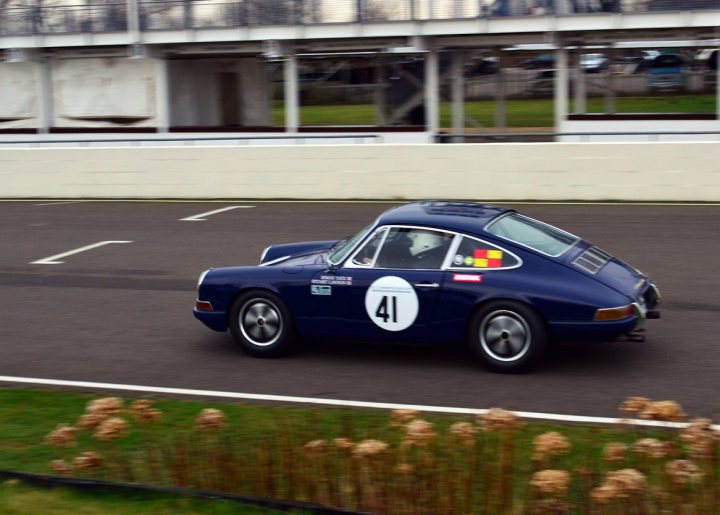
left=1, top=142, right=719, bottom=201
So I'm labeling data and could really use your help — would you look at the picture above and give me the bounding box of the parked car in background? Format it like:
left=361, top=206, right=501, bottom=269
left=580, top=53, right=608, bottom=73
left=523, top=53, right=555, bottom=69
left=194, top=201, right=660, bottom=373
left=647, top=53, right=686, bottom=90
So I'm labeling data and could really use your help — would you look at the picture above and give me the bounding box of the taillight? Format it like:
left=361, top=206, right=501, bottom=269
left=195, top=300, right=213, bottom=312
left=594, top=305, right=635, bottom=321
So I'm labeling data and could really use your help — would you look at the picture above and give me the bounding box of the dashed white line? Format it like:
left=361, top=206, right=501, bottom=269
left=0, top=375, right=712, bottom=430
left=180, top=205, right=255, bottom=221
left=30, top=241, right=133, bottom=265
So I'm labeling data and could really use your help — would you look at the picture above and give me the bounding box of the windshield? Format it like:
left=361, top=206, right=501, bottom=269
left=327, top=224, right=373, bottom=265
left=486, top=213, right=579, bottom=257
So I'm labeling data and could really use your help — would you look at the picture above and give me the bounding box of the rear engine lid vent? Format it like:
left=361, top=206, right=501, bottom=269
left=572, top=246, right=613, bottom=275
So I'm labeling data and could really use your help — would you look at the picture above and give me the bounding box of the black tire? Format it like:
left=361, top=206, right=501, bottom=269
left=468, top=301, right=547, bottom=373
left=229, top=290, right=295, bottom=358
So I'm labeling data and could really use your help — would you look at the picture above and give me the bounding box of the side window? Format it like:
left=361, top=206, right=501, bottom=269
left=375, top=227, right=453, bottom=269
left=450, top=236, right=519, bottom=270
left=351, top=228, right=387, bottom=266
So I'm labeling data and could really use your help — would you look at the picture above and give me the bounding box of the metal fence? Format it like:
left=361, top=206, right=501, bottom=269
left=2, top=0, right=720, bottom=36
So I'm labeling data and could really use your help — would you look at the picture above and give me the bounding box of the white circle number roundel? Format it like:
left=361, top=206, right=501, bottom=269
left=365, top=276, right=419, bottom=332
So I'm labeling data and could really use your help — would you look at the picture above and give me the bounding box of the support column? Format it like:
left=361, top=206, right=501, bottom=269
left=574, top=50, right=586, bottom=114
left=424, top=45, right=439, bottom=134
left=494, top=49, right=507, bottom=131
left=374, top=58, right=387, bottom=126
left=604, top=67, right=616, bottom=114
left=716, top=47, right=720, bottom=121
left=35, top=52, right=54, bottom=134
left=284, top=52, right=299, bottom=132
left=155, top=55, right=170, bottom=132
left=451, top=51, right=465, bottom=134
left=126, top=0, right=140, bottom=42
left=554, top=47, right=568, bottom=132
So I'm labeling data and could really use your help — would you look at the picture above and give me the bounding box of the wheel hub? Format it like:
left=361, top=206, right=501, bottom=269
left=480, top=310, right=531, bottom=362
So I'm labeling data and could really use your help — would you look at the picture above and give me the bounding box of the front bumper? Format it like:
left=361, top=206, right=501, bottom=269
left=193, top=307, right=227, bottom=332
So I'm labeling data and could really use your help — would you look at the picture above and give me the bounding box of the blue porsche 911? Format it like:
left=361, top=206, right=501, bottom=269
left=194, top=201, right=660, bottom=372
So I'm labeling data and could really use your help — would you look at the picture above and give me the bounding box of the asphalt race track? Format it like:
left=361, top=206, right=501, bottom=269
left=1, top=201, right=719, bottom=419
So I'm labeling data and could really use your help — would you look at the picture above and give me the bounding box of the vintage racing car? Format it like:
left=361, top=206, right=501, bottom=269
left=194, top=201, right=660, bottom=372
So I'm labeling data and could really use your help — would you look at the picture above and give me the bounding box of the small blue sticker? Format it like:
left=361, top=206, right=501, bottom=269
left=311, top=285, right=332, bottom=296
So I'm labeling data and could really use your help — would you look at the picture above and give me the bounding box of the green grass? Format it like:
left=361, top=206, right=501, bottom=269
left=271, top=95, right=717, bottom=128
left=0, top=480, right=291, bottom=514
left=1, top=388, right=715, bottom=514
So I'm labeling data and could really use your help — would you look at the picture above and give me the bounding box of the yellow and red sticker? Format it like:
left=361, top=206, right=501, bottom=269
left=473, top=249, right=503, bottom=268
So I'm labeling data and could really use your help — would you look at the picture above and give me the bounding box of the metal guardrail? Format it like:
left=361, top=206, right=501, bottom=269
left=2, top=0, right=720, bottom=36
left=436, top=130, right=720, bottom=142
left=0, top=134, right=383, bottom=146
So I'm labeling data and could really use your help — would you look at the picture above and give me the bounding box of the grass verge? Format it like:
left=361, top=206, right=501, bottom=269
left=1, top=387, right=718, bottom=514
left=271, top=95, right=717, bottom=128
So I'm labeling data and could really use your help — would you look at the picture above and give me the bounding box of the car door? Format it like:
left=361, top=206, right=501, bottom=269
left=308, top=226, right=454, bottom=342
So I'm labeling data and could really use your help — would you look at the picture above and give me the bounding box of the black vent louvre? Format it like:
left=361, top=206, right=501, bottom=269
left=573, top=246, right=612, bottom=275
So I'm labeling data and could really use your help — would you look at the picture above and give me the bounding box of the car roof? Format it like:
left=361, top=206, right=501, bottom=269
left=377, top=201, right=513, bottom=235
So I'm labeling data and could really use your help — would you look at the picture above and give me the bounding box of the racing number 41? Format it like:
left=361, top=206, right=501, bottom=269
left=375, top=295, right=398, bottom=323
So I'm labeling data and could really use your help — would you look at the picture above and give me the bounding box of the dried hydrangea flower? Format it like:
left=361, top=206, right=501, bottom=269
left=44, top=424, right=77, bottom=447
left=94, top=417, right=128, bottom=441
left=603, top=442, right=628, bottom=463
left=449, top=421, right=477, bottom=446
left=390, top=409, right=419, bottom=427
left=50, top=459, right=73, bottom=476
left=403, top=419, right=437, bottom=447
left=76, top=413, right=108, bottom=430
left=533, top=432, right=571, bottom=461
left=530, top=470, right=571, bottom=497
left=352, top=439, right=389, bottom=458
left=605, top=469, right=647, bottom=497
left=591, top=484, right=617, bottom=504
left=477, top=408, right=522, bottom=431
left=86, top=397, right=123, bottom=416
left=619, top=396, right=650, bottom=415
left=395, top=463, right=414, bottom=475
left=304, top=439, right=329, bottom=454
left=666, top=460, right=704, bottom=484
left=73, top=451, right=103, bottom=469
left=632, top=438, right=670, bottom=459
left=333, top=437, right=354, bottom=450
left=195, top=408, right=226, bottom=430
left=680, top=418, right=716, bottom=461
left=639, top=400, right=686, bottom=422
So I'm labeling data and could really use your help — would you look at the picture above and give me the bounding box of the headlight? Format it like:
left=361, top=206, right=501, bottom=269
left=197, top=269, right=211, bottom=290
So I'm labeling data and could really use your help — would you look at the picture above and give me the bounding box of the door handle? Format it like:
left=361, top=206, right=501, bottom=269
left=414, top=282, right=440, bottom=289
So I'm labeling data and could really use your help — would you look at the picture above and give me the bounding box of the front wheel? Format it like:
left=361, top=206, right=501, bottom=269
left=468, top=301, right=547, bottom=373
left=229, top=291, right=295, bottom=358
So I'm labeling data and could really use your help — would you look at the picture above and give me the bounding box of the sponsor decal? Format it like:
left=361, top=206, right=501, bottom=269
left=453, top=254, right=465, bottom=266
left=312, top=275, right=353, bottom=286
left=464, top=256, right=474, bottom=266
left=473, top=249, right=503, bottom=268
left=364, top=276, right=419, bottom=332
left=453, top=274, right=483, bottom=283
left=311, top=285, right=332, bottom=296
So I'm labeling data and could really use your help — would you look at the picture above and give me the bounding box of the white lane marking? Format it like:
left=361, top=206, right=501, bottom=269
left=180, top=205, right=255, bottom=221
left=0, top=375, right=714, bottom=430
left=30, top=241, right=133, bottom=265
left=35, top=201, right=82, bottom=206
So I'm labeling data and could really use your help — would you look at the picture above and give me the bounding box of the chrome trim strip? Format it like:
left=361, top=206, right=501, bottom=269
left=259, top=255, right=291, bottom=267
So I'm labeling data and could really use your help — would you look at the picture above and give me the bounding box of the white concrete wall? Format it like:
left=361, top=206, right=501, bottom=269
left=53, top=57, right=158, bottom=127
left=1, top=142, right=719, bottom=201
left=0, top=61, right=39, bottom=128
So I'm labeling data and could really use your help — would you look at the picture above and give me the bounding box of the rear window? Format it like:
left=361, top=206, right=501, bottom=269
left=486, top=213, right=578, bottom=257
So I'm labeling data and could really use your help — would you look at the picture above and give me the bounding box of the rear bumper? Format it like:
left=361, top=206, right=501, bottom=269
left=549, top=316, right=645, bottom=342
left=193, top=308, right=227, bottom=332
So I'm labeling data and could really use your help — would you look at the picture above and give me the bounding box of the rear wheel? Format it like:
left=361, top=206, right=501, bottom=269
left=229, top=291, right=295, bottom=358
left=468, top=301, right=547, bottom=373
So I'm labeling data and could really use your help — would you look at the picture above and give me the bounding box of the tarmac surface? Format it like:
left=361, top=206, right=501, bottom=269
left=1, top=201, right=718, bottom=419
